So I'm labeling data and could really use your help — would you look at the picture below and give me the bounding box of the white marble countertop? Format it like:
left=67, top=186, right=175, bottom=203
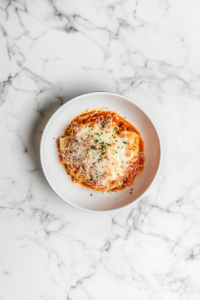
left=1, top=0, right=200, bottom=299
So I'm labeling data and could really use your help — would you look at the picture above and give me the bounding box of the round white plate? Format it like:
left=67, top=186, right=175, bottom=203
left=40, top=92, right=162, bottom=213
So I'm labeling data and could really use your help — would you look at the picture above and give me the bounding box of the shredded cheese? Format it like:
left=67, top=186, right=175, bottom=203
left=59, top=121, right=140, bottom=190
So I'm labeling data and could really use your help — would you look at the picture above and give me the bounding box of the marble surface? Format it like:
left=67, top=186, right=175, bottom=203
left=1, top=0, right=200, bottom=299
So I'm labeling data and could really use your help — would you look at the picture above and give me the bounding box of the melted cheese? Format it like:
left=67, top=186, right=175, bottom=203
left=60, top=123, right=139, bottom=190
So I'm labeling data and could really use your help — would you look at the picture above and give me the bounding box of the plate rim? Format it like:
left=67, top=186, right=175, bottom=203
left=40, top=91, right=163, bottom=213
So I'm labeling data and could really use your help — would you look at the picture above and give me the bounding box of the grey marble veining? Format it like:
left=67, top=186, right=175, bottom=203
left=0, top=0, right=200, bottom=299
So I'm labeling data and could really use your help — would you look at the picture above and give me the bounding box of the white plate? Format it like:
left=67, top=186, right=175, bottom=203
left=40, top=92, right=162, bottom=212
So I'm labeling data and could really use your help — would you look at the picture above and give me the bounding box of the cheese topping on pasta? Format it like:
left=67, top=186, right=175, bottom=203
left=58, top=110, right=144, bottom=192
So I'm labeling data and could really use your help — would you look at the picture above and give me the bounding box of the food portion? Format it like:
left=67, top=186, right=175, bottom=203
left=58, top=110, right=144, bottom=192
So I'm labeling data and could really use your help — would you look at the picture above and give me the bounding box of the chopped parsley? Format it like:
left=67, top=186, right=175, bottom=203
left=123, top=141, right=127, bottom=144
left=76, top=140, right=78, bottom=142
left=95, top=139, right=99, bottom=143
left=91, top=145, right=97, bottom=150
left=102, top=122, right=106, bottom=129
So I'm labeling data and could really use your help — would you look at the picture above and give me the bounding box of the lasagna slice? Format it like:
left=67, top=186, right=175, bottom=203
left=58, top=110, right=144, bottom=192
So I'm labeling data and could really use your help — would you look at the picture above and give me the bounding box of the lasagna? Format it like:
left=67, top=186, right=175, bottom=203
left=58, top=110, right=144, bottom=192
